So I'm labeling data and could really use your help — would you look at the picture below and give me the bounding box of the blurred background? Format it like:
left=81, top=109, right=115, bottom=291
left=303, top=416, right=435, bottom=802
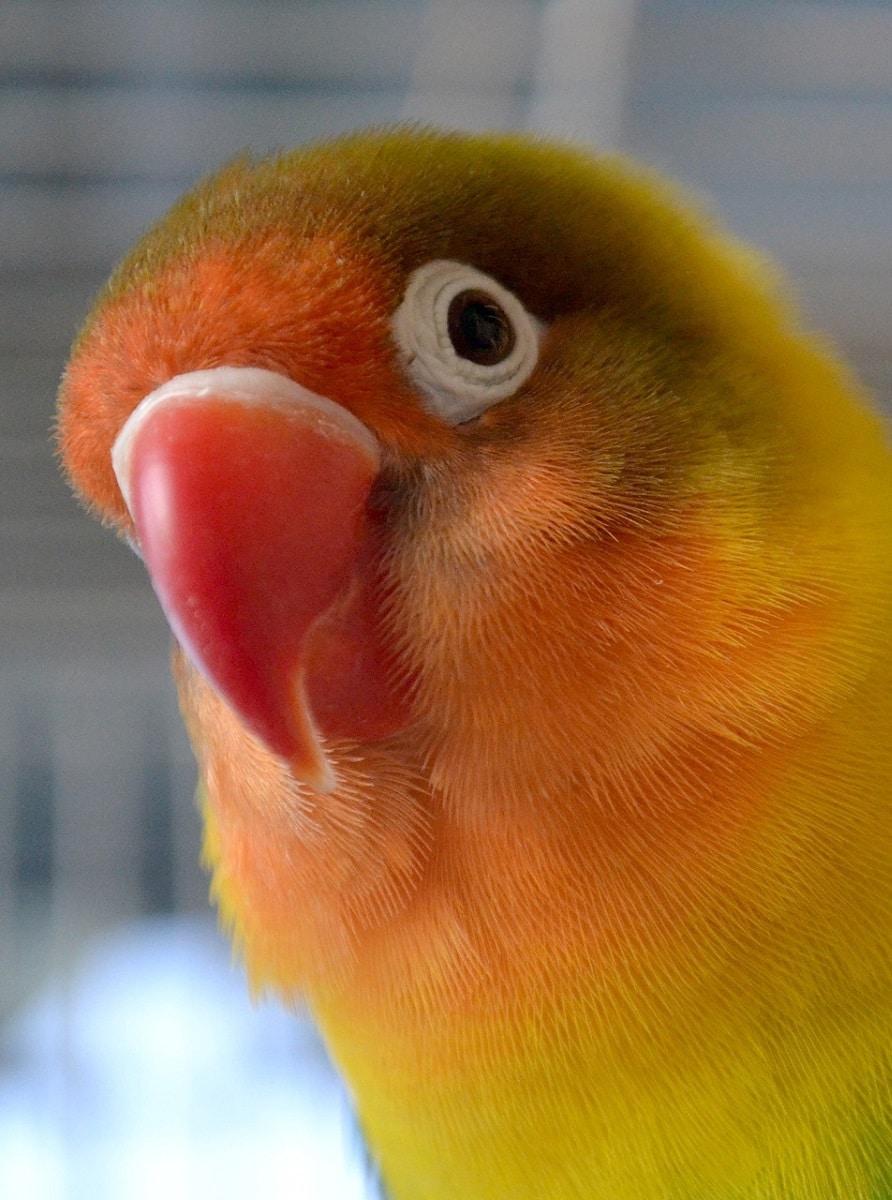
left=1, top=1, right=891, bottom=1196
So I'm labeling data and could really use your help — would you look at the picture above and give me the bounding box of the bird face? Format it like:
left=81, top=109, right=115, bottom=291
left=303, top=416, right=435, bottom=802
left=60, top=129, right=854, bottom=818
left=58, top=137, right=693, bottom=797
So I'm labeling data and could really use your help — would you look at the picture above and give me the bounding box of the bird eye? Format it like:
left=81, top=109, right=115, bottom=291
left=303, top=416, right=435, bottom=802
left=391, top=260, right=542, bottom=425
left=447, top=290, right=516, bottom=366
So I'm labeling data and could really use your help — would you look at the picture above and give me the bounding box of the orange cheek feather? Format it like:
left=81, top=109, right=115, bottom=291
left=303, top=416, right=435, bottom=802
left=193, top=508, right=823, bottom=1023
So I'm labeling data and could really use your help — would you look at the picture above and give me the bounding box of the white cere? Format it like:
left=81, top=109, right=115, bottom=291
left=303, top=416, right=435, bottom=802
left=391, top=260, right=543, bottom=425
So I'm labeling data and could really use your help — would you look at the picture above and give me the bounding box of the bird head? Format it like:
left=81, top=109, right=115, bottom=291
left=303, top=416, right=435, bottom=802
left=58, top=127, right=884, bottom=998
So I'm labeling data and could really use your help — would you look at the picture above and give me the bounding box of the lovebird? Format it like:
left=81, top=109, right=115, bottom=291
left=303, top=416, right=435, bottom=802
left=58, top=127, right=891, bottom=1199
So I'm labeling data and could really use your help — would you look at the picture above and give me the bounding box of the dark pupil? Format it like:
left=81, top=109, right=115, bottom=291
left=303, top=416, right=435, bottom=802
left=447, top=289, right=516, bottom=366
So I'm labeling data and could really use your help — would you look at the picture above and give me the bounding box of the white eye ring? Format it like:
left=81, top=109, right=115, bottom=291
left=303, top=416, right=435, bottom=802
left=391, top=259, right=543, bottom=424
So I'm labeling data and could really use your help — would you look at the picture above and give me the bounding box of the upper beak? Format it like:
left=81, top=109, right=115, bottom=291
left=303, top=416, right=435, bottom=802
left=112, top=366, right=410, bottom=792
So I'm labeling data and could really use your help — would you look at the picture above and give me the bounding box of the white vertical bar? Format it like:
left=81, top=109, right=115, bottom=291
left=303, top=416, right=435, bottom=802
left=401, top=0, right=538, bottom=129
left=527, top=0, right=638, bottom=148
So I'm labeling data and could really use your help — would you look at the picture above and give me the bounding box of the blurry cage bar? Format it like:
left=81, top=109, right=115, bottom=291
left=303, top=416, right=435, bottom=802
left=0, top=652, right=204, bottom=1021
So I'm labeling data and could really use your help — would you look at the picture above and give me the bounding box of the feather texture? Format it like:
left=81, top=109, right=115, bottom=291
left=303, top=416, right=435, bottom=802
left=59, top=128, right=891, bottom=1199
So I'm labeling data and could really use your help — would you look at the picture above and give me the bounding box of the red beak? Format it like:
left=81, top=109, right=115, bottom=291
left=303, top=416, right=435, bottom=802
left=113, top=367, right=410, bottom=792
